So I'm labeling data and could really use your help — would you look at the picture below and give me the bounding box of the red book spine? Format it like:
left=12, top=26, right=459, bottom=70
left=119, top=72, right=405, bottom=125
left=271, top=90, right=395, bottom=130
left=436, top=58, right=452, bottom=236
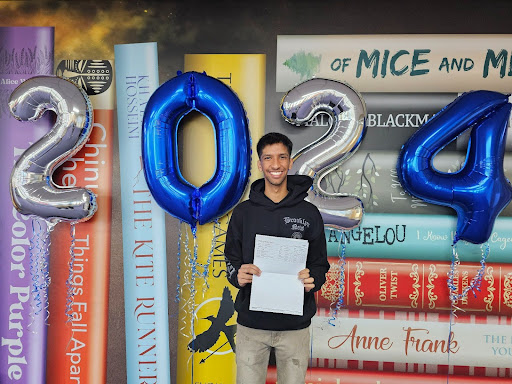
left=317, top=257, right=512, bottom=315
left=46, top=61, right=114, bottom=384
left=266, top=366, right=512, bottom=383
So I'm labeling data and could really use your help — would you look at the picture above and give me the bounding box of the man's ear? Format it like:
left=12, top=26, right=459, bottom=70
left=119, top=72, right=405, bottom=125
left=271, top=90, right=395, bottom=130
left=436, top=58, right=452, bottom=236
left=257, top=159, right=262, bottom=171
left=288, top=157, right=293, bottom=170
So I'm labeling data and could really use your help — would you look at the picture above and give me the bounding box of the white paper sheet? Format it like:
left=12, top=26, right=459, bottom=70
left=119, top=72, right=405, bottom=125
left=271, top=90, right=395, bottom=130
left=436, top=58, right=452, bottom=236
left=249, top=234, right=308, bottom=316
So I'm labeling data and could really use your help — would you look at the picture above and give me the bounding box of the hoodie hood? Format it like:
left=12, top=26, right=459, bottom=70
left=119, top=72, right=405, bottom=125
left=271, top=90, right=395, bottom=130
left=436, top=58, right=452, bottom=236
left=249, top=174, right=313, bottom=209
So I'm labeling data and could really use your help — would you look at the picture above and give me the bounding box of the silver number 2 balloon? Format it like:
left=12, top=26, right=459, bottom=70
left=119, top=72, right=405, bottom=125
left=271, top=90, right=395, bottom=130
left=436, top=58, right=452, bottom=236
left=9, top=75, right=97, bottom=223
left=281, top=78, right=367, bottom=230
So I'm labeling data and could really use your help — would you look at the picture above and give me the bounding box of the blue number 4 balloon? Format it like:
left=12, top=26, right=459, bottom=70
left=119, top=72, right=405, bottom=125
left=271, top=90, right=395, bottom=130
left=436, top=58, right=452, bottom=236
left=398, top=90, right=512, bottom=244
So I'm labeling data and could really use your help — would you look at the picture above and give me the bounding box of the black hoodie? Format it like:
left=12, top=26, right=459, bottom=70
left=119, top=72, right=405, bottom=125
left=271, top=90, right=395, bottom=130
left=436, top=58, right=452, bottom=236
left=224, top=175, right=330, bottom=331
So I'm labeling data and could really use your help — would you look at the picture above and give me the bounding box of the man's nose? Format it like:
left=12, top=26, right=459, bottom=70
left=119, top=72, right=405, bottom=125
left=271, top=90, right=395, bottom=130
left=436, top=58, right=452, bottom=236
left=270, top=158, right=280, bottom=168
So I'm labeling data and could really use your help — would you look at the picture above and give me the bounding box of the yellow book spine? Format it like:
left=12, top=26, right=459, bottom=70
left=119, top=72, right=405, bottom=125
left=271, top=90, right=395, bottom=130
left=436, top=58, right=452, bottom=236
left=177, top=54, right=266, bottom=384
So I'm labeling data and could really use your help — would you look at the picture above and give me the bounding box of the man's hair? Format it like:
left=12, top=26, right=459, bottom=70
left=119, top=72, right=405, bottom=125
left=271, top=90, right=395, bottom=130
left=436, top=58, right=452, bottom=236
left=256, top=132, right=293, bottom=158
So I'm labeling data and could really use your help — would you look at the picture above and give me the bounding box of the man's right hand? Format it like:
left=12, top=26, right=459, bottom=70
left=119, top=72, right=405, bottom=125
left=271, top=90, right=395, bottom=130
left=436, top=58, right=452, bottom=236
left=237, top=264, right=261, bottom=287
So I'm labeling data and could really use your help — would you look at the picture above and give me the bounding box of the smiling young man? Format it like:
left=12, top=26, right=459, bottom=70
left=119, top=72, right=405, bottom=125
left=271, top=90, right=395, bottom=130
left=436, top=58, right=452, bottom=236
left=225, top=132, right=329, bottom=384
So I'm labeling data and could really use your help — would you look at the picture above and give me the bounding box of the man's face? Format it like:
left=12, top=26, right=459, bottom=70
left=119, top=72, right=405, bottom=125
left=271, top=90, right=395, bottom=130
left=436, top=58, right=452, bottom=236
left=257, top=143, right=293, bottom=187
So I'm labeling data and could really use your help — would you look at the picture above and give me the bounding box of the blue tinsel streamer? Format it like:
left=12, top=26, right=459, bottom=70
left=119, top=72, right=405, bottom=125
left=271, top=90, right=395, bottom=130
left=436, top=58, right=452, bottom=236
left=445, top=238, right=489, bottom=384
left=28, top=218, right=54, bottom=329
left=65, top=223, right=77, bottom=323
left=328, top=230, right=346, bottom=327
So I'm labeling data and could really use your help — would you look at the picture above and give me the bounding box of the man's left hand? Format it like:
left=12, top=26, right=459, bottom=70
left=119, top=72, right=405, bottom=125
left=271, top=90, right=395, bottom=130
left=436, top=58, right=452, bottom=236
left=298, top=268, right=315, bottom=292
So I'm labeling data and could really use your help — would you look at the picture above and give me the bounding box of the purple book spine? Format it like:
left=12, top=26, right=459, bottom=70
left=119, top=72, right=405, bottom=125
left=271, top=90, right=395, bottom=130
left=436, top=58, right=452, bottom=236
left=0, top=26, right=54, bottom=384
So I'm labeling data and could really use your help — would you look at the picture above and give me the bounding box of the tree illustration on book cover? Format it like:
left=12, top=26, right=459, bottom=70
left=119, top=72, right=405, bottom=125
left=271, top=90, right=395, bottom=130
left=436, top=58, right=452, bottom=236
left=0, top=45, right=53, bottom=75
left=283, top=50, right=321, bottom=80
left=320, top=153, right=382, bottom=209
left=0, top=45, right=53, bottom=120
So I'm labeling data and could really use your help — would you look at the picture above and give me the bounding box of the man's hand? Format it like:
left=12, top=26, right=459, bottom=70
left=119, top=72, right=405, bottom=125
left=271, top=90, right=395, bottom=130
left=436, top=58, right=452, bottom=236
left=237, top=264, right=261, bottom=287
left=298, top=268, right=315, bottom=292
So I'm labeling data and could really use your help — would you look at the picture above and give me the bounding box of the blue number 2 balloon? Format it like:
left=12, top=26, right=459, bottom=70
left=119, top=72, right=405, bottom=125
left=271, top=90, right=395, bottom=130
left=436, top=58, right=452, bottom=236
left=398, top=90, right=512, bottom=244
left=142, top=71, right=251, bottom=228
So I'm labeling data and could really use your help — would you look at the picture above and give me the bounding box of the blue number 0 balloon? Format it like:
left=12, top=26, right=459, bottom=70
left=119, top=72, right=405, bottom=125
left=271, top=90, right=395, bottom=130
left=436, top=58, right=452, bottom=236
left=397, top=90, right=512, bottom=244
left=142, top=71, right=251, bottom=228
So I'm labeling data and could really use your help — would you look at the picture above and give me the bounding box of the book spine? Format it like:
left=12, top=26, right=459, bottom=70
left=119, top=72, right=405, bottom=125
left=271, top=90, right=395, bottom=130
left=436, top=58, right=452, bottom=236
left=266, top=366, right=512, bottom=383
left=0, top=26, right=54, bottom=384
left=324, top=213, right=512, bottom=262
left=275, top=35, right=512, bottom=93
left=115, top=43, right=171, bottom=384
left=45, top=60, right=114, bottom=384
left=176, top=54, right=266, bottom=384
left=310, top=308, right=512, bottom=374
left=317, top=257, right=512, bottom=315
left=318, top=150, right=512, bottom=216
left=363, top=92, right=458, bottom=115
left=360, top=92, right=458, bottom=151
left=362, top=92, right=512, bottom=151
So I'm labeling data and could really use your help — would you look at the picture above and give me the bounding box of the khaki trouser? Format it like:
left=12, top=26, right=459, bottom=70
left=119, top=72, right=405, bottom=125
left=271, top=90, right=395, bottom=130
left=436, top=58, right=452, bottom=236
left=236, top=323, right=310, bottom=384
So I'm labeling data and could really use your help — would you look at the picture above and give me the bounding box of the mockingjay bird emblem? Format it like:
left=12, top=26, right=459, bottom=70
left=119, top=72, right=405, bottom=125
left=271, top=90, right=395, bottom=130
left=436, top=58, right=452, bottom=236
left=187, top=286, right=237, bottom=354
